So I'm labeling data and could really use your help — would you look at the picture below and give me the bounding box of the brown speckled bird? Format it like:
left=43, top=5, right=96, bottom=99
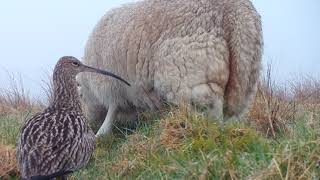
left=17, top=56, right=130, bottom=180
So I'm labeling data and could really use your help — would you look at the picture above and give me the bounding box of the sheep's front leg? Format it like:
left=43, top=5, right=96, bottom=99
left=96, top=104, right=118, bottom=137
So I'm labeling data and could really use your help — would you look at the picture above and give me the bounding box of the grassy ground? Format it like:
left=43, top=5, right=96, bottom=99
left=0, top=107, right=319, bottom=179
left=1, top=70, right=320, bottom=179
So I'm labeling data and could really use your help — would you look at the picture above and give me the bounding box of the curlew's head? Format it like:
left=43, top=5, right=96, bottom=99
left=51, top=56, right=130, bottom=109
left=55, top=56, right=130, bottom=86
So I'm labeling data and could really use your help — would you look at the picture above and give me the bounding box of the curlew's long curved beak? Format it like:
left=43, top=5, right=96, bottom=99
left=82, top=65, right=131, bottom=86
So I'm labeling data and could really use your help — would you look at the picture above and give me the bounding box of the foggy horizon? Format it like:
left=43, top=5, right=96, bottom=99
left=0, top=0, right=319, bottom=97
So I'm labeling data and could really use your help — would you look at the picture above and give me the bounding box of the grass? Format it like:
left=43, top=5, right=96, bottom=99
left=0, top=113, right=25, bottom=179
left=1, top=107, right=319, bottom=179
left=70, top=108, right=320, bottom=179
left=0, top=68, right=320, bottom=179
left=0, top=113, right=30, bottom=146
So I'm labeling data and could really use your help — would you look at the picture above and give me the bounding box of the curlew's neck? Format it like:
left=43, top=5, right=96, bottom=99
left=50, top=67, right=82, bottom=111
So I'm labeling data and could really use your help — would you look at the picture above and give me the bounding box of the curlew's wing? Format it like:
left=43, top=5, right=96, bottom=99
left=17, top=108, right=95, bottom=179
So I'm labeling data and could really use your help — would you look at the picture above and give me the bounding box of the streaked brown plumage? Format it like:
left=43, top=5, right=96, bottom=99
left=17, top=56, right=130, bottom=180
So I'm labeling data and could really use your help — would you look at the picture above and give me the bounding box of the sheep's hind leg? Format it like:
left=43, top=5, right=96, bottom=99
left=96, top=104, right=118, bottom=137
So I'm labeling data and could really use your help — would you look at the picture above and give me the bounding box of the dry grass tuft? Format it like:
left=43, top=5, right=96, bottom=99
left=249, top=65, right=297, bottom=137
left=111, top=158, right=137, bottom=177
left=0, top=145, right=19, bottom=179
left=111, top=134, right=157, bottom=176
left=291, top=75, right=320, bottom=105
left=251, top=140, right=320, bottom=180
left=110, top=107, right=196, bottom=176
left=0, top=72, right=42, bottom=115
left=159, top=108, right=193, bottom=150
left=119, top=134, right=151, bottom=160
left=40, top=71, right=54, bottom=106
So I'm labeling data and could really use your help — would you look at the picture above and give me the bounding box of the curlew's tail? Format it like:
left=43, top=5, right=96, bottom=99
left=30, top=170, right=73, bottom=180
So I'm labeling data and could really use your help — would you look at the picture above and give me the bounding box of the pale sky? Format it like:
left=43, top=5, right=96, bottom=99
left=0, top=0, right=319, bottom=96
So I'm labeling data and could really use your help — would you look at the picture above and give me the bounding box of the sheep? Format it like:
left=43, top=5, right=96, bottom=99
left=78, top=0, right=263, bottom=137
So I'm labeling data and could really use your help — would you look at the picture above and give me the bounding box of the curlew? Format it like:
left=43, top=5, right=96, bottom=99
left=17, top=56, right=130, bottom=180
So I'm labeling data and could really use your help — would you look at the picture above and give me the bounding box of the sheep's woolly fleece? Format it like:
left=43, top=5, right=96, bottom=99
left=78, top=0, right=263, bottom=130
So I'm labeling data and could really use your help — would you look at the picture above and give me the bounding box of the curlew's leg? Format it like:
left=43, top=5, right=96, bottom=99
left=96, top=104, right=118, bottom=137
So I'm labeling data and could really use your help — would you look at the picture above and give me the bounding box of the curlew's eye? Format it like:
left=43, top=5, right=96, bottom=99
left=72, top=61, right=80, bottom=66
